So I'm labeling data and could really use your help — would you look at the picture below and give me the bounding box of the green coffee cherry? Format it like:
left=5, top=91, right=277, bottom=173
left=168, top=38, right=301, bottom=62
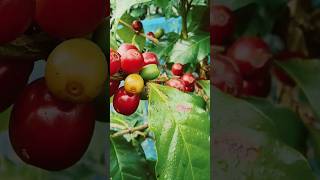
left=140, top=64, right=160, bottom=80
left=154, top=28, right=165, bottom=39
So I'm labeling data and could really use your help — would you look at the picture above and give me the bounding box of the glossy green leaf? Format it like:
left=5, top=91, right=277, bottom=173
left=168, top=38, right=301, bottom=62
left=245, top=97, right=307, bottom=152
left=168, top=32, right=209, bottom=64
left=112, top=0, right=152, bottom=21
left=213, top=88, right=315, bottom=179
left=148, top=83, right=210, bottom=180
left=110, top=136, right=149, bottom=180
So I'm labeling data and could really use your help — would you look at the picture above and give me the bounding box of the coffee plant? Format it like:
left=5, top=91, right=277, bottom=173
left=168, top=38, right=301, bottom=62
left=110, top=0, right=210, bottom=179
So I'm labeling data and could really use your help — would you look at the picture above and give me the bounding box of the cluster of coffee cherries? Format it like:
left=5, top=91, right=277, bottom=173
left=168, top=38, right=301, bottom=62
left=211, top=5, right=306, bottom=97
left=131, top=20, right=165, bottom=39
left=166, top=63, right=197, bottom=92
left=110, top=43, right=160, bottom=116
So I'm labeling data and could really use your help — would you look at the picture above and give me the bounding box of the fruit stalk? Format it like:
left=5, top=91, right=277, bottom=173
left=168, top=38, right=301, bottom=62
left=118, top=19, right=159, bottom=44
left=111, top=124, right=149, bottom=138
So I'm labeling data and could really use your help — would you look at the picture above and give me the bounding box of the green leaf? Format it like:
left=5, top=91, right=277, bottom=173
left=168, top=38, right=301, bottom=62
left=275, top=60, right=320, bottom=119
left=245, top=97, right=307, bottom=152
left=112, top=0, right=152, bottom=21
left=213, top=88, right=315, bottom=179
left=110, top=136, right=149, bottom=180
left=148, top=32, right=179, bottom=60
left=168, top=32, right=209, bottom=64
left=148, top=83, right=210, bottom=180
left=116, top=13, right=146, bottom=50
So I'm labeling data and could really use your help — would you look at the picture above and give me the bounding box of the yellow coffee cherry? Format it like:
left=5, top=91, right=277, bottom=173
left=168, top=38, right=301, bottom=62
left=124, top=74, right=144, bottom=94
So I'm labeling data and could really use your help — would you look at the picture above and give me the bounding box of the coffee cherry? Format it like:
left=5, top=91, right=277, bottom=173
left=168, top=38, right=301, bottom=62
left=113, top=87, right=140, bottom=116
left=147, top=32, right=155, bottom=39
left=241, top=75, right=271, bottom=97
left=171, top=63, right=184, bottom=76
left=45, top=38, right=107, bottom=103
left=211, top=54, right=243, bottom=96
left=132, top=20, right=143, bottom=32
left=142, top=52, right=158, bottom=65
left=35, top=0, right=105, bottom=38
left=117, top=43, right=139, bottom=57
left=185, top=85, right=195, bottom=92
left=227, top=37, right=271, bottom=79
left=124, top=74, right=144, bottom=94
left=121, top=49, right=144, bottom=74
left=10, top=79, right=95, bottom=171
left=0, top=0, right=34, bottom=44
left=166, top=78, right=186, bottom=92
left=110, top=48, right=121, bottom=76
left=181, top=73, right=196, bottom=86
left=140, top=64, right=160, bottom=80
left=211, top=5, right=234, bottom=45
left=109, top=80, right=120, bottom=97
left=155, top=28, right=165, bottom=39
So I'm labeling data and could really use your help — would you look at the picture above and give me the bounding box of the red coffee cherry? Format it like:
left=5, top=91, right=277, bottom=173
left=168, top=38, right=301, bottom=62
left=181, top=73, right=196, bottom=86
left=184, top=85, right=195, bottom=92
left=117, top=43, right=139, bottom=57
left=0, top=0, right=34, bottom=44
left=211, top=54, right=243, bottom=96
left=147, top=32, right=155, bottom=39
left=132, top=20, right=143, bottom=32
left=227, top=37, right=271, bottom=79
left=166, top=78, right=186, bottom=92
left=142, top=52, right=158, bottom=65
left=211, top=5, right=234, bottom=45
left=171, top=63, right=184, bottom=76
left=110, top=48, right=121, bottom=76
left=113, top=87, right=140, bottom=116
left=9, top=79, right=95, bottom=171
left=35, top=0, right=105, bottom=38
left=121, top=49, right=144, bottom=74
left=241, top=75, right=271, bottom=97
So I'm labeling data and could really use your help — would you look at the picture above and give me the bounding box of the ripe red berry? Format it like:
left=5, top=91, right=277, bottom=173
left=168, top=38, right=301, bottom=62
left=35, top=0, right=105, bottom=38
left=227, top=37, right=271, bottom=79
left=241, top=75, right=271, bottom=97
left=142, top=52, right=158, bottom=65
left=166, top=79, right=186, bottom=92
left=110, top=48, right=121, bottom=76
left=181, top=73, right=196, bottom=86
left=109, top=80, right=120, bottom=97
left=113, top=87, right=140, bottom=116
left=147, top=32, right=155, bottom=38
left=184, top=85, right=195, bottom=92
left=121, top=49, right=144, bottom=74
left=117, top=43, right=139, bottom=57
left=211, top=5, right=234, bottom=45
left=9, top=79, right=95, bottom=171
left=0, top=0, right=34, bottom=44
left=132, top=20, right=143, bottom=32
left=211, top=54, right=243, bottom=96
left=171, top=63, right=184, bottom=76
